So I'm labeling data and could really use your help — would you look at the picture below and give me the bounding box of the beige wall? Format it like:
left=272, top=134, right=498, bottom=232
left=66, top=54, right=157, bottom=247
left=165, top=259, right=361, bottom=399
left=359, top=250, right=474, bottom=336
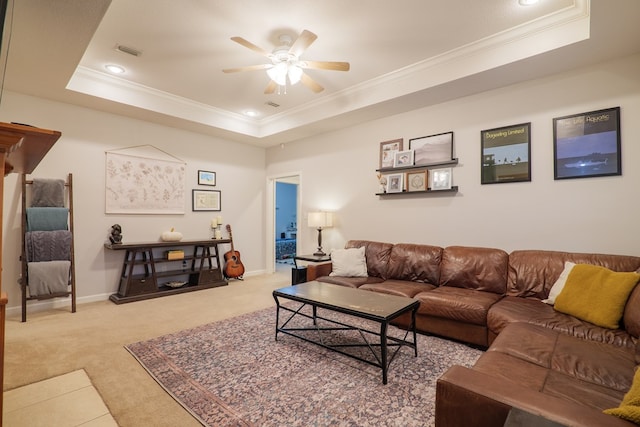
left=267, top=53, right=640, bottom=258
left=0, top=93, right=266, bottom=313
left=1, top=52, right=639, bottom=314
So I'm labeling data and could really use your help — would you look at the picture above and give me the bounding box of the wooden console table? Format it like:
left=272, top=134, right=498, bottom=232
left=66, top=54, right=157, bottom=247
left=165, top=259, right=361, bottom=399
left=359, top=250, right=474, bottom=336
left=106, top=239, right=231, bottom=304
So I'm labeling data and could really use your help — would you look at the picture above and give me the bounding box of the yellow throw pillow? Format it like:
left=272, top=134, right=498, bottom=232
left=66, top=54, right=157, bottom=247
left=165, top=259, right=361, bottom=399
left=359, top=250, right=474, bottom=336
left=554, top=264, right=640, bottom=329
left=604, top=368, right=640, bottom=424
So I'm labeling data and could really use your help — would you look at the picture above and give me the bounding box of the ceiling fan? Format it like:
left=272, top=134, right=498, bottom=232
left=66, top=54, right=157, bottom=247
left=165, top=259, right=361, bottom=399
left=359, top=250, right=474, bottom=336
left=222, top=29, right=350, bottom=94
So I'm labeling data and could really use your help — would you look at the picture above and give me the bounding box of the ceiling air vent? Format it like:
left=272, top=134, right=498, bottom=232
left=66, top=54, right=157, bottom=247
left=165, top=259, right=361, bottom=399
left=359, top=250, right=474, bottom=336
left=115, top=44, right=142, bottom=57
left=265, top=101, right=280, bottom=108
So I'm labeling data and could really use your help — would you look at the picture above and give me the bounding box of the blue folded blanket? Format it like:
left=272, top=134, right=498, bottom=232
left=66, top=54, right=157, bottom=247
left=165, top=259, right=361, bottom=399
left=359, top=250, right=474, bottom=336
left=26, top=207, right=69, bottom=231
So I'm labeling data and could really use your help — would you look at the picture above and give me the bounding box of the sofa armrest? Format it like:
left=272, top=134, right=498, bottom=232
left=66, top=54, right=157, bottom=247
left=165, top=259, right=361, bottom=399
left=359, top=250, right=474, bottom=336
left=436, top=365, right=632, bottom=427
left=306, top=262, right=332, bottom=281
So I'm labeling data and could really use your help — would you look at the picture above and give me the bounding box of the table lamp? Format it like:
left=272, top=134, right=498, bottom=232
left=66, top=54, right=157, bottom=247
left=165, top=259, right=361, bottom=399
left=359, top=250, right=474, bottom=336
left=308, top=211, right=333, bottom=256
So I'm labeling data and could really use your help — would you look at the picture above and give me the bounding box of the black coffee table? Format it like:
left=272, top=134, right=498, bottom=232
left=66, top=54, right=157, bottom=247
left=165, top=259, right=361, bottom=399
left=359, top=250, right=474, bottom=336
left=272, top=281, right=419, bottom=384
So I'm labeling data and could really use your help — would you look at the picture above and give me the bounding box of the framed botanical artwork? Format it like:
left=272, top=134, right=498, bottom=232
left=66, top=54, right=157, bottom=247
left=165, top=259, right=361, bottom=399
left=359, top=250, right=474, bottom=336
left=409, top=132, right=453, bottom=166
left=198, top=170, right=216, bottom=186
left=385, top=173, right=404, bottom=193
left=481, top=123, right=531, bottom=184
left=192, top=189, right=221, bottom=211
left=553, top=107, right=621, bottom=180
left=429, top=168, right=452, bottom=191
left=379, top=138, right=403, bottom=169
left=406, top=170, right=427, bottom=192
left=394, top=150, right=414, bottom=168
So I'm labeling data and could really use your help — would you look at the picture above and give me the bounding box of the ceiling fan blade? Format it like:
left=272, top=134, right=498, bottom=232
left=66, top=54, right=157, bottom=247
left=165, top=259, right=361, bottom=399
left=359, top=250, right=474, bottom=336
left=264, top=80, right=278, bottom=94
left=222, top=63, right=272, bottom=73
left=230, top=36, right=272, bottom=57
left=300, top=72, right=324, bottom=93
left=301, top=61, right=350, bottom=72
left=289, top=30, right=317, bottom=57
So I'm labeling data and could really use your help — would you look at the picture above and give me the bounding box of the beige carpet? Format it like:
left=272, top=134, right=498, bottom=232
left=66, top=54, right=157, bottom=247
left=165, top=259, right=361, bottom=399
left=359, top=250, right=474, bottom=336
left=4, top=269, right=291, bottom=427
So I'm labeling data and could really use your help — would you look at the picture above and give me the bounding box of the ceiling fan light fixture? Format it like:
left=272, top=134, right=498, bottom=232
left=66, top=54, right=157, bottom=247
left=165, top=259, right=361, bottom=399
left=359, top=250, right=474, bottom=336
left=267, top=62, right=288, bottom=86
left=287, top=65, right=303, bottom=85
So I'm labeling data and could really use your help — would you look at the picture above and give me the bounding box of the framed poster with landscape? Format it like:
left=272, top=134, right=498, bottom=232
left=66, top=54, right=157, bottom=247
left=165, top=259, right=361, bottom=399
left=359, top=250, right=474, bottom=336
left=553, top=107, right=621, bottom=180
left=379, top=138, right=403, bottom=169
left=409, top=132, right=453, bottom=166
left=481, top=123, right=531, bottom=184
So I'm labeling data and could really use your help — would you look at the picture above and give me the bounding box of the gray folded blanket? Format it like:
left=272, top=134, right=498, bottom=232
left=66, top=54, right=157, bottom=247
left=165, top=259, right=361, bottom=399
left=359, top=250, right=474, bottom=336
left=31, top=178, right=65, bottom=207
left=27, top=260, right=71, bottom=297
left=25, top=230, right=72, bottom=262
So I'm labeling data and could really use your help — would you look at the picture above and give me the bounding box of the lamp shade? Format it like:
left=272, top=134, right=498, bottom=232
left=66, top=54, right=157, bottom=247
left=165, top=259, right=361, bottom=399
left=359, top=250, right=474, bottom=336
left=308, top=211, right=333, bottom=228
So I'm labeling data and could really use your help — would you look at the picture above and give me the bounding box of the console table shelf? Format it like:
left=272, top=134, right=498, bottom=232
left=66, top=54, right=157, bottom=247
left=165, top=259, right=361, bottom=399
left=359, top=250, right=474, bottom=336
left=106, top=239, right=231, bottom=304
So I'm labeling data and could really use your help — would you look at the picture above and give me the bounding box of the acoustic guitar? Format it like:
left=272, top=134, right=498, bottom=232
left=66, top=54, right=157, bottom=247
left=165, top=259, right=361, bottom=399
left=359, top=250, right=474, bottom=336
left=224, top=224, right=245, bottom=280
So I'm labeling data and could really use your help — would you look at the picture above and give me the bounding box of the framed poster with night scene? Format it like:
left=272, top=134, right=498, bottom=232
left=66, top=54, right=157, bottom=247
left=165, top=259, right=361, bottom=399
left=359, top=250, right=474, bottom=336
left=553, top=107, right=621, bottom=180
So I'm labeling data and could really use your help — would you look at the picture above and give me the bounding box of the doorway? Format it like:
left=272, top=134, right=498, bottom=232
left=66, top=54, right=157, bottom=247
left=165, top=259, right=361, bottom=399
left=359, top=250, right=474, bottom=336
left=267, top=174, right=300, bottom=273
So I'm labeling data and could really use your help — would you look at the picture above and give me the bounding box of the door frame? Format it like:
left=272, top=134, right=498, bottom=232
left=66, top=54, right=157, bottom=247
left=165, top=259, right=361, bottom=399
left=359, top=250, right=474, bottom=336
left=266, top=172, right=301, bottom=273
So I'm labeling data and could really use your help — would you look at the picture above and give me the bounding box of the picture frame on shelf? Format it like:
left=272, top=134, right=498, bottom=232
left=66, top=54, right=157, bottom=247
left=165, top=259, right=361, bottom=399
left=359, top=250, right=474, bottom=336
left=429, top=168, right=452, bottom=191
left=379, top=138, right=403, bottom=169
left=481, top=122, right=531, bottom=184
left=386, top=173, right=404, bottom=193
left=553, top=107, right=621, bottom=180
left=394, top=150, right=414, bottom=167
left=197, top=170, right=216, bottom=186
left=409, top=131, right=453, bottom=166
left=406, top=170, right=427, bottom=192
left=192, top=189, right=221, bottom=211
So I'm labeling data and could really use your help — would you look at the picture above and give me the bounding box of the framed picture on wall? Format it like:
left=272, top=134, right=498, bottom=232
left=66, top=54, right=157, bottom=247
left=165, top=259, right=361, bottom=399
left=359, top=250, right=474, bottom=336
left=409, top=132, right=453, bottom=166
left=386, top=173, right=404, bottom=193
left=198, top=170, right=216, bottom=186
left=429, top=168, right=452, bottom=191
left=406, top=170, right=427, bottom=192
left=192, top=189, right=221, bottom=211
left=393, top=150, right=414, bottom=167
left=553, top=107, right=621, bottom=180
left=379, top=138, right=403, bottom=169
left=481, top=123, right=531, bottom=184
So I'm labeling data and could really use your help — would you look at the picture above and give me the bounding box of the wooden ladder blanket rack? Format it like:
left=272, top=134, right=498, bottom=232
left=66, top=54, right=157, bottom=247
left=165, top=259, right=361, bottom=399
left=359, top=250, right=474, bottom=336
left=19, top=173, right=76, bottom=322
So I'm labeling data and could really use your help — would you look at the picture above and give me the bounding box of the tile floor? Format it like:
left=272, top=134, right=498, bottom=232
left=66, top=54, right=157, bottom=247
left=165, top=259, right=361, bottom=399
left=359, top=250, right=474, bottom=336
left=3, top=369, right=117, bottom=426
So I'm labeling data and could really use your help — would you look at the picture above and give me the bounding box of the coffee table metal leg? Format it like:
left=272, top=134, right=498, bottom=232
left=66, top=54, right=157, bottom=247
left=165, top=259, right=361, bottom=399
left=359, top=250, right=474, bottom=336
left=273, top=295, right=280, bottom=341
left=380, top=321, right=388, bottom=385
left=411, top=306, right=418, bottom=357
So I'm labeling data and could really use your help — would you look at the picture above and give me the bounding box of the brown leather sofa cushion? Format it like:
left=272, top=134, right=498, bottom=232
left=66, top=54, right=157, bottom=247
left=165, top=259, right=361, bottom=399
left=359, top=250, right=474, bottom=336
left=507, top=250, right=640, bottom=299
left=385, top=243, right=442, bottom=284
left=316, top=275, right=383, bottom=288
left=359, top=279, right=435, bottom=298
left=345, top=240, right=393, bottom=279
left=487, top=296, right=636, bottom=349
left=439, top=246, right=508, bottom=294
left=416, top=287, right=502, bottom=326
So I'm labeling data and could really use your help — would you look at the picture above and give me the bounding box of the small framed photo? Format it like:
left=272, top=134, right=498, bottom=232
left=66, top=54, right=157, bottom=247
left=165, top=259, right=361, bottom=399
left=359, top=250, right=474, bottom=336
left=429, top=168, right=452, bottom=191
left=553, top=107, right=621, bottom=180
left=386, top=173, right=404, bottom=193
left=379, top=138, right=403, bottom=169
left=481, top=123, right=531, bottom=184
left=394, top=150, right=414, bottom=167
left=198, top=170, right=216, bottom=186
left=409, top=132, right=454, bottom=166
left=406, top=170, right=427, bottom=192
left=192, top=189, right=221, bottom=211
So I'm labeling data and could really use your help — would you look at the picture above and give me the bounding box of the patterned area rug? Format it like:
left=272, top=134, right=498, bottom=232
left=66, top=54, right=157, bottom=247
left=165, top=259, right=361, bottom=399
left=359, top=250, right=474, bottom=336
left=126, top=304, right=483, bottom=426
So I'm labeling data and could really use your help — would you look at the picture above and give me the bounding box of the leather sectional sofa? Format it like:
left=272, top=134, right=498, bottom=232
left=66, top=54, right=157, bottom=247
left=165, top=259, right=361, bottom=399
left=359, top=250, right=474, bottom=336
left=305, top=240, right=640, bottom=427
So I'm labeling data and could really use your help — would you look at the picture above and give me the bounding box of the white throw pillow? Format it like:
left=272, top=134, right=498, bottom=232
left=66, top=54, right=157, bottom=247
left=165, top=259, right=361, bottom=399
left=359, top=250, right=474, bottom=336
left=542, top=261, right=576, bottom=305
left=329, top=247, right=368, bottom=277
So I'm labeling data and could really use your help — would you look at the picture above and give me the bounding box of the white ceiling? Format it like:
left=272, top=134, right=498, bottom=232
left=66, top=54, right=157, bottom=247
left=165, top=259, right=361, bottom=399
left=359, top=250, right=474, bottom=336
left=3, top=0, right=640, bottom=147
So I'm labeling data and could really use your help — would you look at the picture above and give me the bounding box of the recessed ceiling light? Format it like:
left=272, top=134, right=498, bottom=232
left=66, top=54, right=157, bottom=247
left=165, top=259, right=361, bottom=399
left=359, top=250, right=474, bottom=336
left=105, top=64, right=125, bottom=74
left=519, top=0, right=539, bottom=5
left=244, top=110, right=259, bottom=117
